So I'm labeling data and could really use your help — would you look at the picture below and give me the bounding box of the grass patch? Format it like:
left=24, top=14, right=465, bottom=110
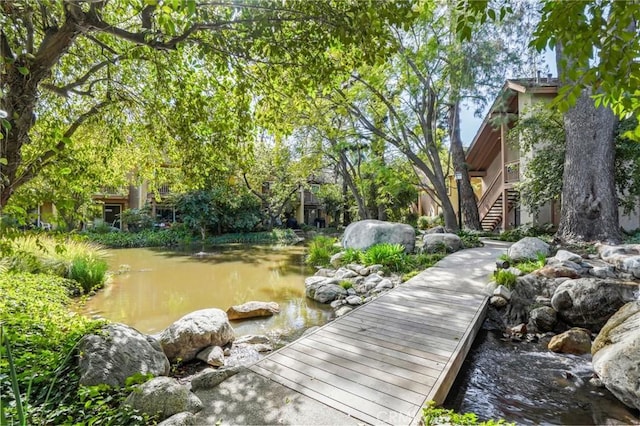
left=493, top=269, right=517, bottom=289
left=362, top=243, right=406, bottom=271
left=339, top=280, right=353, bottom=290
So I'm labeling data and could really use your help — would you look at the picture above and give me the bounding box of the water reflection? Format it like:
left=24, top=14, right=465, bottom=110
left=80, top=246, right=332, bottom=335
left=445, top=330, right=639, bottom=425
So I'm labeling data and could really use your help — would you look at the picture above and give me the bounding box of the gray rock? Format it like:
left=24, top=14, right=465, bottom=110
left=374, top=278, right=394, bottom=291
left=493, top=285, right=512, bottom=301
left=368, top=265, right=384, bottom=273
left=358, top=267, right=371, bottom=276
left=305, top=276, right=329, bottom=288
left=421, top=233, right=462, bottom=254
left=592, top=301, right=640, bottom=411
left=335, top=306, right=354, bottom=317
left=234, top=335, right=270, bottom=345
left=246, top=343, right=273, bottom=352
left=347, top=287, right=357, bottom=296
left=195, top=346, right=224, bottom=367
left=490, top=296, right=508, bottom=308
left=224, top=344, right=261, bottom=367
left=159, top=309, right=235, bottom=363
left=507, top=237, right=550, bottom=261
left=506, top=266, right=524, bottom=276
left=425, top=225, right=446, bottom=234
left=329, top=251, right=345, bottom=268
left=346, top=264, right=365, bottom=274
left=124, top=377, right=202, bottom=421
left=346, top=295, right=363, bottom=305
left=554, top=250, right=582, bottom=263
left=313, top=284, right=347, bottom=304
left=78, top=323, right=170, bottom=387
left=535, top=296, right=552, bottom=307
left=620, top=256, right=640, bottom=279
left=330, top=299, right=345, bottom=308
left=551, top=278, right=639, bottom=330
left=534, top=265, right=581, bottom=279
left=590, top=265, right=617, bottom=279
left=158, top=412, right=196, bottom=426
left=335, top=268, right=359, bottom=280
left=314, top=268, right=335, bottom=278
left=190, top=366, right=242, bottom=391
left=342, top=220, right=416, bottom=253
left=529, top=306, right=557, bottom=332
left=226, top=301, right=279, bottom=320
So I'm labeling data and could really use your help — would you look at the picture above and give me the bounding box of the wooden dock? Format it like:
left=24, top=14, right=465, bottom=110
left=249, top=244, right=505, bottom=425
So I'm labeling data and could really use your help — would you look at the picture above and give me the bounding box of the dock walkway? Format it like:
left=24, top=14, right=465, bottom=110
left=194, top=241, right=510, bottom=425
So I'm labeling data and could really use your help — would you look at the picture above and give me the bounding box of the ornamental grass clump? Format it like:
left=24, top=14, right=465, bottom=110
left=0, top=235, right=109, bottom=293
left=306, top=235, right=339, bottom=267
left=362, top=243, right=406, bottom=272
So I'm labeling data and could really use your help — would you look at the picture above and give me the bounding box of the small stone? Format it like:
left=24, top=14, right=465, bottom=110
left=195, top=346, right=225, bottom=367
left=589, top=376, right=604, bottom=388
left=335, top=306, right=353, bottom=317
left=234, top=335, right=270, bottom=345
left=190, top=367, right=242, bottom=391
left=329, top=251, right=345, bottom=268
left=330, top=299, right=345, bottom=309
left=226, top=301, right=280, bottom=320
left=555, top=250, right=582, bottom=263
left=314, top=268, right=335, bottom=277
left=375, top=279, right=393, bottom=291
left=347, top=288, right=357, bottom=296
left=346, top=295, right=363, bottom=305
left=158, top=412, right=196, bottom=426
left=510, top=323, right=527, bottom=334
left=359, top=267, right=370, bottom=276
left=368, top=265, right=384, bottom=273
left=490, top=296, right=508, bottom=308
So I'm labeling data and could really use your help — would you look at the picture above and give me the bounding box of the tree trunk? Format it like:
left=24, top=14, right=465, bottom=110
left=555, top=46, right=622, bottom=244
left=449, top=101, right=481, bottom=230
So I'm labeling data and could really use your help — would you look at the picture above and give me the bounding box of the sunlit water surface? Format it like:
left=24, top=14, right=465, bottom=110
left=80, top=246, right=332, bottom=336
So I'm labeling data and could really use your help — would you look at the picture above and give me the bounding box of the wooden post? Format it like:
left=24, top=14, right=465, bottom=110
left=501, top=121, right=509, bottom=231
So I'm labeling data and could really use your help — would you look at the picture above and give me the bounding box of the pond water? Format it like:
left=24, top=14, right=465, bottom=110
left=80, top=246, right=332, bottom=336
left=445, top=330, right=639, bottom=425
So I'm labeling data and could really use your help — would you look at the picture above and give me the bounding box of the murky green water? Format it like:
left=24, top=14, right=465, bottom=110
left=80, top=246, right=332, bottom=335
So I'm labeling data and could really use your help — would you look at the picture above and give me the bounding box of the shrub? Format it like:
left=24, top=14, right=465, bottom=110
left=119, top=207, right=154, bottom=233
left=340, top=248, right=363, bottom=265
left=362, top=243, right=406, bottom=272
left=417, top=216, right=431, bottom=230
left=306, top=235, right=339, bottom=267
left=457, top=230, right=482, bottom=248
left=496, top=224, right=554, bottom=242
left=422, top=401, right=513, bottom=426
left=69, top=258, right=109, bottom=293
left=494, top=269, right=517, bottom=289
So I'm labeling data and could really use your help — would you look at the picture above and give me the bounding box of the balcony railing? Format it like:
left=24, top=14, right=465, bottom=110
left=505, top=160, right=520, bottom=183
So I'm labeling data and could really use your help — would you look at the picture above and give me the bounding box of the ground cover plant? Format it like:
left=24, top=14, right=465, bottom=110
left=422, top=401, right=514, bottom=426
left=305, top=235, right=340, bottom=267
left=0, top=273, right=154, bottom=425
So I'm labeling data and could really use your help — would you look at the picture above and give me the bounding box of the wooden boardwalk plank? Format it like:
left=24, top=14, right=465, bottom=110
left=248, top=244, right=505, bottom=425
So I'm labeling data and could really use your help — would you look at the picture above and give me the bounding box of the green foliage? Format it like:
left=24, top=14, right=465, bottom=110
left=119, top=207, right=154, bottom=233
left=422, top=401, right=514, bottom=426
left=341, top=248, right=363, bottom=265
left=495, top=224, right=554, bottom=243
left=306, top=236, right=339, bottom=268
left=0, top=235, right=108, bottom=293
left=417, top=215, right=444, bottom=230
left=339, top=280, right=353, bottom=290
left=494, top=269, right=517, bottom=289
left=174, top=187, right=263, bottom=239
left=0, top=273, right=107, bottom=423
left=362, top=243, right=406, bottom=272
left=457, top=230, right=482, bottom=248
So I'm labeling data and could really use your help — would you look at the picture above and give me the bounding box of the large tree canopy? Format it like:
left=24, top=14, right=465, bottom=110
left=0, top=0, right=417, bottom=211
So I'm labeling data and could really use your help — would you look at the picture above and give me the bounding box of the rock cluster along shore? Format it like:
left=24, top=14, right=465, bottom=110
left=77, top=301, right=280, bottom=424
left=486, top=237, right=640, bottom=412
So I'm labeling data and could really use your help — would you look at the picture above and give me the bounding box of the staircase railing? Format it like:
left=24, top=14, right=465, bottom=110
left=478, top=170, right=503, bottom=219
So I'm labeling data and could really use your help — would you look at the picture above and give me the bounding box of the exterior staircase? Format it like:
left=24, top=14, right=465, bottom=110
left=480, top=190, right=519, bottom=231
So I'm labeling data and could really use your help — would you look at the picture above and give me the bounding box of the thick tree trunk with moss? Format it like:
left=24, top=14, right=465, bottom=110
left=449, top=101, right=481, bottom=230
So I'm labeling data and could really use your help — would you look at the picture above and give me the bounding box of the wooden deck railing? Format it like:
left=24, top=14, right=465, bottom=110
left=477, top=170, right=503, bottom=218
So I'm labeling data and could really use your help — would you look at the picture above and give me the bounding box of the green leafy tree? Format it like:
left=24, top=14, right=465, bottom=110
left=0, top=0, right=418, bottom=212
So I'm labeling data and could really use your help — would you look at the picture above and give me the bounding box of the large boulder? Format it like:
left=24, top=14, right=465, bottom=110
left=592, top=301, right=640, bottom=411
left=124, top=377, right=202, bottom=421
left=507, top=237, right=550, bottom=261
left=190, top=366, right=242, bottom=391
left=528, top=306, right=557, bottom=332
left=159, top=309, right=234, bottom=363
left=342, top=220, right=415, bottom=253
left=78, top=323, right=170, bottom=387
left=226, top=301, right=279, bottom=320
left=551, top=278, right=639, bottom=330
left=421, top=233, right=462, bottom=254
